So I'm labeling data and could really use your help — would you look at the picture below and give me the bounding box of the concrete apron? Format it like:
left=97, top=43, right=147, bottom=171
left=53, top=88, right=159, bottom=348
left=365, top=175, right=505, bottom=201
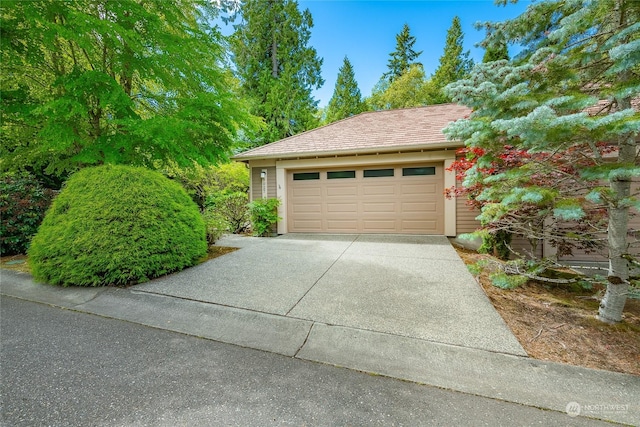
left=2, top=234, right=639, bottom=425
left=136, top=233, right=526, bottom=355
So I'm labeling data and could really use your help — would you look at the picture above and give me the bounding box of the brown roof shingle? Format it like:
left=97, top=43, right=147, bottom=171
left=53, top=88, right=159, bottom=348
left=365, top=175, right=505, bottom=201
left=234, top=104, right=472, bottom=160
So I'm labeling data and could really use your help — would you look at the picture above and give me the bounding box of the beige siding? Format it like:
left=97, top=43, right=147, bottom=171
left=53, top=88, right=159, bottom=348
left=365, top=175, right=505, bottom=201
left=455, top=192, right=480, bottom=234
left=453, top=176, right=543, bottom=258
left=251, top=166, right=277, bottom=201
left=558, top=178, right=640, bottom=262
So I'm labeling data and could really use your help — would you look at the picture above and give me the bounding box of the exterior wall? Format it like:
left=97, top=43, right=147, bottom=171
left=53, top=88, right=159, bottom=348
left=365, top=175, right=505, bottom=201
left=455, top=191, right=480, bottom=234
left=453, top=173, right=542, bottom=259
left=248, top=161, right=276, bottom=202
left=452, top=176, right=640, bottom=262
left=557, top=178, right=640, bottom=262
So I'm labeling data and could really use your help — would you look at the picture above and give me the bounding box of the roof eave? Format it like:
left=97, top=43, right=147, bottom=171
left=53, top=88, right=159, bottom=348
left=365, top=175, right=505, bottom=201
left=232, top=140, right=463, bottom=162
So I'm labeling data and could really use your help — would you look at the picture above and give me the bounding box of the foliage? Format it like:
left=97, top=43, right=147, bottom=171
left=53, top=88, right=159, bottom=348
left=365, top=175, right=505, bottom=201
left=0, top=173, right=56, bottom=255
left=28, top=165, right=207, bottom=286
left=166, top=162, right=249, bottom=210
left=167, top=162, right=250, bottom=234
left=207, top=191, right=249, bottom=234
left=230, top=0, right=323, bottom=145
left=368, top=65, right=430, bottom=110
left=325, top=56, right=366, bottom=124
left=444, top=0, right=640, bottom=322
left=201, top=207, right=229, bottom=245
left=478, top=228, right=513, bottom=261
left=382, top=23, right=423, bottom=83
left=248, top=198, right=280, bottom=237
left=426, top=16, right=473, bottom=104
left=0, top=0, right=254, bottom=178
left=490, top=271, right=528, bottom=290
left=482, top=35, right=509, bottom=63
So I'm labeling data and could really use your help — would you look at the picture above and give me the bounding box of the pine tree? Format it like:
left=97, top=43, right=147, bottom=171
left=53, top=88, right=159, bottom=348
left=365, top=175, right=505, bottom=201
left=427, top=16, right=473, bottom=104
left=482, top=34, right=509, bottom=63
left=0, top=0, right=252, bottom=178
left=230, top=0, right=324, bottom=145
left=325, top=57, right=366, bottom=124
left=382, top=23, right=423, bottom=83
left=445, top=0, right=640, bottom=323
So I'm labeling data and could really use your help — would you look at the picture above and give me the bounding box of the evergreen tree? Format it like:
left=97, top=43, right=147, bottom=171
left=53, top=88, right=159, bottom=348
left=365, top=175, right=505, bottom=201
left=230, top=0, right=323, bottom=145
left=0, top=0, right=252, bottom=178
left=325, top=57, right=366, bottom=123
left=445, top=0, right=640, bottom=323
left=427, top=16, right=473, bottom=104
left=382, top=23, right=423, bottom=83
left=482, top=34, right=509, bottom=63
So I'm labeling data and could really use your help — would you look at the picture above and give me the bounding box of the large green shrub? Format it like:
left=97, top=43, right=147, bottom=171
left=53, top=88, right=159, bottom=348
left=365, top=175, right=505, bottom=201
left=0, top=173, right=56, bottom=255
left=28, top=165, right=207, bottom=287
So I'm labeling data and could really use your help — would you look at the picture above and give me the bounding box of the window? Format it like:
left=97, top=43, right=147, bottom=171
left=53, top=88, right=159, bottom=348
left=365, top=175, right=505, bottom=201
left=293, top=172, right=320, bottom=181
left=327, top=170, right=356, bottom=179
left=363, top=168, right=394, bottom=178
left=402, top=167, right=436, bottom=176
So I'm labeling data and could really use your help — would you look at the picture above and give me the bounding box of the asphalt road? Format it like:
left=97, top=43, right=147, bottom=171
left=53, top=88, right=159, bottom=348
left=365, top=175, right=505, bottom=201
left=1, top=296, right=613, bottom=427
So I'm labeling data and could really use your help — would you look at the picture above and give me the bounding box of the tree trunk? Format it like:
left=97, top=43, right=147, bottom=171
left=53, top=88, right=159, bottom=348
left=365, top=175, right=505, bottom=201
left=598, top=127, right=634, bottom=324
left=596, top=0, right=636, bottom=324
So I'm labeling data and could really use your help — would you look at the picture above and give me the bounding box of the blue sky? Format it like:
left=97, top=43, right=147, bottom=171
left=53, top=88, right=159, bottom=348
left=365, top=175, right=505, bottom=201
left=219, top=1, right=533, bottom=107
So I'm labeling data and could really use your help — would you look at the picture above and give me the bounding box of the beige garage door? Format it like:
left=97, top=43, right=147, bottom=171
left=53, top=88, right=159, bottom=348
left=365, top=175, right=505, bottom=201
left=287, top=164, right=444, bottom=234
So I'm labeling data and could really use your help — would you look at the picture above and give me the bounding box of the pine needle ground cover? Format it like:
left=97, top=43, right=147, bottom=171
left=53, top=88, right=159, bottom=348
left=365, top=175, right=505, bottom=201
left=455, top=246, right=640, bottom=376
left=28, top=165, right=207, bottom=287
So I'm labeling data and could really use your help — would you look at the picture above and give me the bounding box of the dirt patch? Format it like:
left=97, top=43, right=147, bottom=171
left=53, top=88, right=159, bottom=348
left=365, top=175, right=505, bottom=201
left=0, top=255, right=30, bottom=274
left=455, top=246, right=640, bottom=376
left=206, top=245, right=238, bottom=260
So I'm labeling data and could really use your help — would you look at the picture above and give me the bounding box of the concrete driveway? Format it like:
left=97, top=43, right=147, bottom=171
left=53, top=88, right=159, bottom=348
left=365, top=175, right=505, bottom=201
left=135, top=233, right=525, bottom=355
left=4, top=234, right=639, bottom=424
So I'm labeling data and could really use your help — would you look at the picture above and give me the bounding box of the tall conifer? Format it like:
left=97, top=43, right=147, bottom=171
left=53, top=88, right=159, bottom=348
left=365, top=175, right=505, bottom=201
left=230, top=0, right=324, bottom=144
left=383, top=23, right=423, bottom=83
left=325, top=57, right=366, bottom=124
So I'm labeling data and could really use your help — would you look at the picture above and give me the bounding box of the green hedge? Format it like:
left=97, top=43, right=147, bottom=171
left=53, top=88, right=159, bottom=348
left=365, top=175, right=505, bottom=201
left=28, top=165, right=207, bottom=286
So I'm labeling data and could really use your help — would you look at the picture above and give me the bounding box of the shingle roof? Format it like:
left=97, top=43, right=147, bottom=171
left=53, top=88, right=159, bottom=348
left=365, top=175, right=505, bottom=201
left=233, top=103, right=472, bottom=160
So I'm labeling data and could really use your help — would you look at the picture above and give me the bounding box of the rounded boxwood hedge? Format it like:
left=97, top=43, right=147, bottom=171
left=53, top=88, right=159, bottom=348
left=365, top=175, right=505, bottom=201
left=28, top=165, right=207, bottom=287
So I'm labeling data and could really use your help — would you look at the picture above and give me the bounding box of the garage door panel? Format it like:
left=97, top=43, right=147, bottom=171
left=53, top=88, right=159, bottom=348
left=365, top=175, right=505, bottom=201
left=326, top=185, right=358, bottom=196
left=363, top=220, right=397, bottom=232
left=292, top=186, right=322, bottom=197
left=327, top=219, right=358, bottom=231
left=291, top=202, right=321, bottom=212
left=362, top=184, right=396, bottom=196
left=292, top=220, right=323, bottom=231
left=327, top=203, right=357, bottom=213
left=363, top=202, right=396, bottom=213
left=402, top=201, right=437, bottom=213
left=401, top=220, right=438, bottom=232
left=288, top=165, right=443, bottom=234
left=401, top=183, right=437, bottom=194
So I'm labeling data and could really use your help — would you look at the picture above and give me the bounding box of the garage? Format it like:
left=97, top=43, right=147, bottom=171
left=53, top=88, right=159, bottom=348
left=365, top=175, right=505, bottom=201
left=234, top=104, right=470, bottom=237
left=287, top=164, right=444, bottom=234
